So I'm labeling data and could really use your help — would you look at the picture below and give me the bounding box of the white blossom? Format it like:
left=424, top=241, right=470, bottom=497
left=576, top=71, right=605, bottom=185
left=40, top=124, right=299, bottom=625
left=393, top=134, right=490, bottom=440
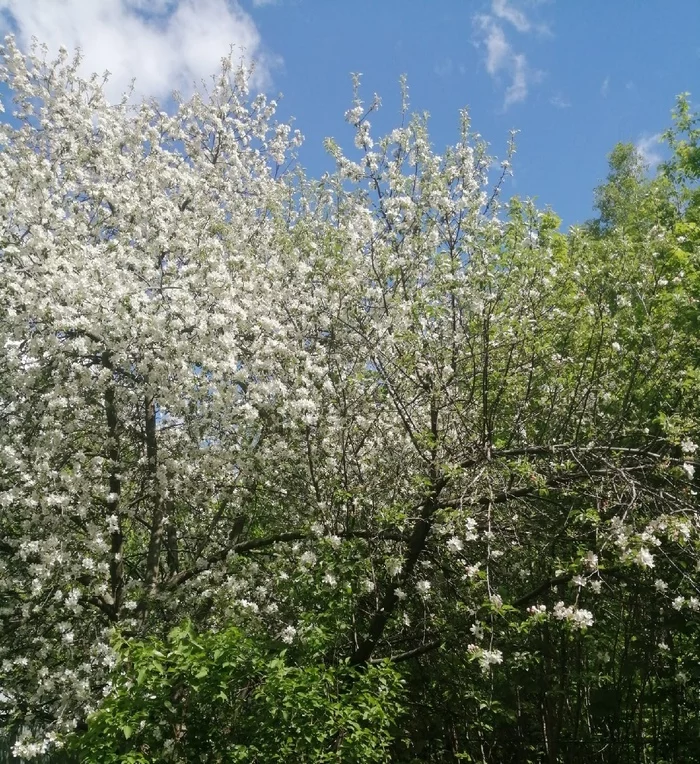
left=299, top=551, right=317, bottom=568
left=552, top=602, right=594, bottom=630
left=464, top=564, right=481, bottom=579
left=584, top=551, right=598, bottom=571
left=280, top=625, right=297, bottom=644
left=468, top=644, right=503, bottom=673
left=415, top=580, right=431, bottom=596
left=681, top=439, right=698, bottom=455
left=636, top=548, right=655, bottom=569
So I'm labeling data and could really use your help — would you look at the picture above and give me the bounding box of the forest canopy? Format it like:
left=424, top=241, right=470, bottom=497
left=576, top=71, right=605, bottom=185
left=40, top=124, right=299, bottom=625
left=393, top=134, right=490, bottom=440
left=1, top=37, right=700, bottom=763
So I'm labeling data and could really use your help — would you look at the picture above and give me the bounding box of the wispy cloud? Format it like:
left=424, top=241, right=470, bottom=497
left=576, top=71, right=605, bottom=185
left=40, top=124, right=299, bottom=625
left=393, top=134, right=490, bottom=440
left=0, top=0, right=276, bottom=102
left=636, top=133, right=663, bottom=169
left=600, top=76, right=610, bottom=97
left=492, top=0, right=533, bottom=32
left=550, top=94, right=571, bottom=109
left=478, top=17, right=511, bottom=76
left=505, top=53, right=529, bottom=107
left=473, top=1, right=547, bottom=110
left=434, top=58, right=454, bottom=78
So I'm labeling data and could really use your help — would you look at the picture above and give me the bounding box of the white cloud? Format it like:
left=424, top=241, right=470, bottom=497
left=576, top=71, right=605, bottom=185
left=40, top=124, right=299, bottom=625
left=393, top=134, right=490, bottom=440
left=473, top=14, right=539, bottom=109
left=504, top=53, right=528, bottom=107
left=636, top=133, right=663, bottom=169
left=492, top=0, right=532, bottom=33
left=550, top=94, right=571, bottom=109
left=492, top=0, right=550, bottom=35
left=601, top=76, right=610, bottom=97
left=252, top=0, right=278, bottom=5
left=481, top=19, right=512, bottom=76
left=0, top=0, right=275, bottom=102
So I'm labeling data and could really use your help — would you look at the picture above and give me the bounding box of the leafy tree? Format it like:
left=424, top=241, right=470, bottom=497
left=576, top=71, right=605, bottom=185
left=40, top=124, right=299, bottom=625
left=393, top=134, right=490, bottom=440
left=663, top=93, right=700, bottom=220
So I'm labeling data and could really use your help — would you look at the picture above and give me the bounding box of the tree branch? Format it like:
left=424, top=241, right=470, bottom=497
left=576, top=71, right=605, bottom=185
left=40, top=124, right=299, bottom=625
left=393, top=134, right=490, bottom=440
left=144, top=393, right=163, bottom=592
left=369, top=639, right=442, bottom=665
left=162, top=528, right=409, bottom=590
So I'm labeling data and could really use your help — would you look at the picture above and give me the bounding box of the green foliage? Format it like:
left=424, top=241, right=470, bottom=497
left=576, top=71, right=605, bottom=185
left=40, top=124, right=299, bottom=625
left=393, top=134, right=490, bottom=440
left=663, top=93, right=700, bottom=220
left=66, top=623, right=404, bottom=763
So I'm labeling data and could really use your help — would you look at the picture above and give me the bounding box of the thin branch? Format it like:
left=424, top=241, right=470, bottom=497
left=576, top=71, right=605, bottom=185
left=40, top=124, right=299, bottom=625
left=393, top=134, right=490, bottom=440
left=369, top=639, right=442, bottom=665
left=512, top=574, right=573, bottom=607
left=162, top=528, right=409, bottom=590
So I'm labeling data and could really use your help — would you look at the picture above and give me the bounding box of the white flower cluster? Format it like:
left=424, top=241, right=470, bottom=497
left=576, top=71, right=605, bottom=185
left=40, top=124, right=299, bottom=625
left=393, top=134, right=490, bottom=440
left=636, top=547, right=655, bottom=569
left=468, top=644, right=503, bottom=673
left=681, top=439, right=698, bottom=455
left=526, top=604, right=547, bottom=618
left=552, top=602, right=594, bottom=630
left=671, top=596, right=700, bottom=612
left=280, top=625, right=297, bottom=644
left=415, top=580, right=431, bottom=596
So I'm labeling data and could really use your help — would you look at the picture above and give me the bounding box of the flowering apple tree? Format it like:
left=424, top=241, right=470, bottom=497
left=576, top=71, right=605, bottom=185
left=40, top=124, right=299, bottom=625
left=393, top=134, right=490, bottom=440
left=1, top=37, right=699, bottom=762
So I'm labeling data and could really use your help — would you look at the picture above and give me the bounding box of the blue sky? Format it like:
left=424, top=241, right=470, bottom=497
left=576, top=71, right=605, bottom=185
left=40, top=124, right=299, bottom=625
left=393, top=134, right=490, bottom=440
left=1, top=0, right=699, bottom=227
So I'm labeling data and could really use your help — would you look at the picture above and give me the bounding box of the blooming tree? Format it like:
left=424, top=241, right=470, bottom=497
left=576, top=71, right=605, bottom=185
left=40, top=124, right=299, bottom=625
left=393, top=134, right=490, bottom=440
left=1, top=38, right=699, bottom=762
